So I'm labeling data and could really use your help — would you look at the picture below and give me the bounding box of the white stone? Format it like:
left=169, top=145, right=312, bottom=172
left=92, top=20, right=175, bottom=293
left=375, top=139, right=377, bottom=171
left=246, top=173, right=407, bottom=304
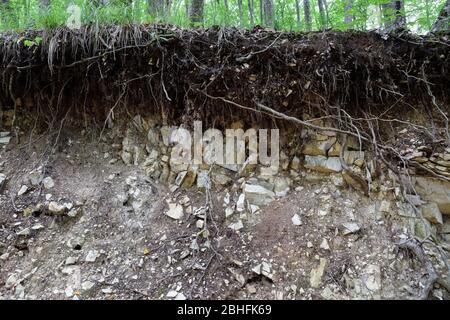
left=196, top=219, right=204, bottom=229
left=166, top=290, right=178, bottom=298
left=17, top=185, right=28, bottom=196
left=236, top=193, right=246, bottom=212
left=243, top=184, right=275, bottom=206
left=165, top=201, right=184, bottom=220
left=320, top=239, right=330, bottom=250
left=42, top=177, right=55, bottom=190
left=310, top=258, right=328, bottom=288
left=228, top=220, right=244, bottom=231
left=82, top=281, right=95, bottom=291
left=85, top=250, right=100, bottom=263
left=342, top=222, right=361, bottom=235
left=225, top=207, right=235, bottom=218
left=48, top=201, right=66, bottom=215
left=291, top=214, right=302, bottom=226
left=304, top=155, right=342, bottom=173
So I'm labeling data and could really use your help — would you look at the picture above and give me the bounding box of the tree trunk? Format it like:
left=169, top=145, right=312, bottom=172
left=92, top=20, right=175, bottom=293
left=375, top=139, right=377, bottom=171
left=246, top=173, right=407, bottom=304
left=248, top=0, right=254, bottom=26
left=295, top=0, right=301, bottom=30
left=344, top=0, right=353, bottom=26
left=382, top=1, right=406, bottom=31
left=148, top=0, right=166, bottom=18
left=238, top=0, right=243, bottom=26
left=303, top=0, right=312, bottom=31
left=40, top=0, right=50, bottom=7
left=317, top=0, right=327, bottom=30
left=189, top=0, right=204, bottom=26
left=432, top=0, right=450, bottom=32
left=263, top=0, right=275, bottom=28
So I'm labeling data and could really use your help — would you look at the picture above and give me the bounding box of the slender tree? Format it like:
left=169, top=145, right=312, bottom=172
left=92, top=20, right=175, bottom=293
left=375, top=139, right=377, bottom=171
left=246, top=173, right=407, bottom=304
left=317, top=0, right=327, bottom=29
left=261, top=0, right=275, bottom=27
left=303, top=0, right=312, bottom=31
left=39, top=0, right=50, bottom=8
left=248, top=0, right=254, bottom=26
left=189, top=0, right=204, bottom=25
left=295, top=0, right=302, bottom=30
left=382, top=1, right=406, bottom=31
left=238, top=0, right=243, bottom=26
left=432, top=0, right=450, bottom=32
left=148, top=0, right=166, bottom=18
left=344, top=0, right=353, bottom=26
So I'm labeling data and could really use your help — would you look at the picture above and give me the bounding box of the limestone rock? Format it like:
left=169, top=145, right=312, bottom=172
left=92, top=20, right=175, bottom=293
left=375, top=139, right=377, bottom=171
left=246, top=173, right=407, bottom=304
left=415, top=177, right=450, bottom=215
left=85, top=250, right=100, bottom=263
left=302, top=137, right=336, bottom=156
left=197, top=170, right=211, bottom=190
left=291, top=213, right=302, bottom=226
left=165, top=201, right=184, bottom=220
left=304, top=155, right=342, bottom=173
left=310, top=258, right=328, bottom=288
left=17, top=185, right=29, bottom=196
left=228, top=220, right=244, bottom=231
left=0, top=173, right=6, bottom=186
left=273, top=176, right=291, bottom=197
left=42, top=177, right=55, bottom=190
left=290, top=156, right=301, bottom=170
left=342, top=222, right=360, bottom=235
left=243, top=183, right=275, bottom=206
left=420, top=202, right=443, bottom=225
left=236, top=193, right=246, bottom=212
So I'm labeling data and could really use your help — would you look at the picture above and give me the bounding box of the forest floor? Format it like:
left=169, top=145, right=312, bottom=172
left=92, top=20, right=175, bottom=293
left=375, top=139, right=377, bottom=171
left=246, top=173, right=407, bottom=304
left=0, top=124, right=446, bottom=300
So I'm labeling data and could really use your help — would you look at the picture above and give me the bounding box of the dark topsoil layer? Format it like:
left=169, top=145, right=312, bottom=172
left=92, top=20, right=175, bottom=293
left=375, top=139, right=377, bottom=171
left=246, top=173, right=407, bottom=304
left=0, top=24, right=449, bottom=130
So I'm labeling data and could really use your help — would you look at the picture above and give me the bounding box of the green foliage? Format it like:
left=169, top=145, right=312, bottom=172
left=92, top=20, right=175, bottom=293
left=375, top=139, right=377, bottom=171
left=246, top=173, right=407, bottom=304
left=0, top=0, right=447, bottom=33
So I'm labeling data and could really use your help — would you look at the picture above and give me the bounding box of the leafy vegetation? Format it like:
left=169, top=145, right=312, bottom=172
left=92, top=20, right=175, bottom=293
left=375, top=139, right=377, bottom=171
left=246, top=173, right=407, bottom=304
left=0, top=0, right=448, bottom=33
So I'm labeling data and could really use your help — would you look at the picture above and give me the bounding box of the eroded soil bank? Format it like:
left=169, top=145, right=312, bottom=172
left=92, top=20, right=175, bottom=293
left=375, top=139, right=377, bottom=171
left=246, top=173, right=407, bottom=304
left=0, top=26, right=449, bottom=300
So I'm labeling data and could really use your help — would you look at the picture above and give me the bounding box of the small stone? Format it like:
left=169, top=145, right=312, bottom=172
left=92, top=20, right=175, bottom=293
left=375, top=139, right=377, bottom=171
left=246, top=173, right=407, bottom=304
left=166, top=290, right=178, bottom=298
left=81, top=281, right=95, bottom=291
left=379, top=200, right=391, bottom=213
left=17, top=185, right=29, bottom=196
left=0, top=173, right=6, bottom=185
left=310, top=258, right=328, bottom=288
left=318, top=208, right=329, bottom=216
left=28, top=170, right=43, bottom=186
left=85, top=250, right=100, bottom=263
left=236, top=193, right=246, bottom=212
left=291, top=214, right=302, bottom=226
left=320, top=239, right=330, bottom=250
left=65, top=257, right=77, bottom=265
left=307, top=241, right=314, bottom=248
left=67, top=208, right=81, bottom=218
left=247, top=285, right=257, bottom=294
left=5, top=274, right=18, bottom=289
left=65, top=287, right=74, bottom=298
left=174, top=293, right=187, bottom=300
left=225, top=207, right=235, bottom=218
left=102, top=288, right=113, bottom=294
left=342, top=222, right=360, bottom=235
left=31, top=223, right=44, bottom=230
left=252, top=264, right=262, bottom=275
left=165, top=201, right=184, bottom=220
left=48, top=202, right=67, bottom=215
left=243, top=184, right=275, bottom=206
left=16, top=228, right=30, bottom=236
left=420, top=202, right=443, bottom=225
left=0, top=136, right=11, bottom=144
left=42, top=177, right=55, bottom=190
left=196, top=219, right=204, bottom=229
left=228, top=220, right=244, bottom=231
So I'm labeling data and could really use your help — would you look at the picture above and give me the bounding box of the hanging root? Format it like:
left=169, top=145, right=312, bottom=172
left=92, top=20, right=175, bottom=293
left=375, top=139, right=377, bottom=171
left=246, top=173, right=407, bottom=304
left=399, top=238, right=450, bottom=300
